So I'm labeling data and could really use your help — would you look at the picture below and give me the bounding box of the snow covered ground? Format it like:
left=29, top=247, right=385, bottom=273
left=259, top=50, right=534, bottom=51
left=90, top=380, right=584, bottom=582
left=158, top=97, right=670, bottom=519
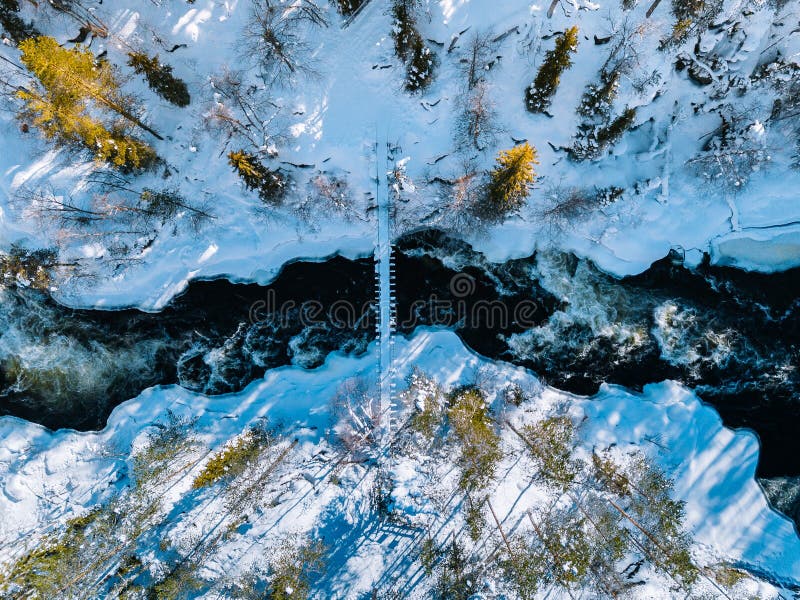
left=1, top=0, right=799, bottom=595
left=0, top=330, right=798, bottom=596
left=1, top=0, right=799, bottom=310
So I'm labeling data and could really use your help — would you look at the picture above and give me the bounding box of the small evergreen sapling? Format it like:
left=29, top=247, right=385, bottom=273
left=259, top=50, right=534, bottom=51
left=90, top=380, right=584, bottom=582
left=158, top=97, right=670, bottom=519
left=267, top=537, right=325, bottom=600
left=577, top=69, right=621, bottom=119
left=595, top=107, right=636, bottom=149
left=521, top=415, right=579, bottom=490
left=192, top=425, right=274, bottom=489
left=434, top=539, right=477, bottom=599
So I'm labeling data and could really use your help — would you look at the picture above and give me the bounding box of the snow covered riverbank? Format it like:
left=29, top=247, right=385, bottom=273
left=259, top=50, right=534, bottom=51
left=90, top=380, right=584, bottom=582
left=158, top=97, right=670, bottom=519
left=0, top=330, right=797, bottom=596
left=2, top=0, right=800, bottom=311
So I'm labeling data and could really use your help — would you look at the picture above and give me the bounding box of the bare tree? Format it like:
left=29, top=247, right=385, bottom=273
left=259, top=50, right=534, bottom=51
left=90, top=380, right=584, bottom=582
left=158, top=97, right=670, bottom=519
left=331, top=377, right=383, bottom=456
left=455, top=80, right=499, bottom=151
left=413, top=160, right=488, bottom=235
left=688, top=110, right=772, bottom=191
left=535, top=185, right=596, bottom=234
left=205, top=69, right=285, bottom=154
left=242, top=0, right=327, bottom=86
left=458, top=31, right=497, bottom=91
left=453, top=32, right=500, bottom=153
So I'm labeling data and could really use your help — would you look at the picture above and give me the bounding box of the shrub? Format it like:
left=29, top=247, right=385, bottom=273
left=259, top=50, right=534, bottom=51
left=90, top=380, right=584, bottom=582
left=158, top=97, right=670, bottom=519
left=525, top=26, right=579, bottom=113
left=127, top=52, right=190, bottom=107
left=193, top=425, right=274, bottom=489
left=228, top=150, right=287, bottom=205
left=503, top=383, right=525, bottom=406
left=309, top=172, right=350, bottom=210
left=687, top=114, right=770, bottom=191
left=571, top=107, right=636, bottom=160
left=536, top=185, right=595, bottom=230
left=447, top=387, right=502, bottom=492
left=485, top=142, right=538, bottom=215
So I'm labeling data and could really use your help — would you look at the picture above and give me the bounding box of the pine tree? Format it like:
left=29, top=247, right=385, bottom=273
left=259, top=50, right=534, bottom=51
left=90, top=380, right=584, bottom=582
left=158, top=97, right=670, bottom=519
left=127, top=52, right=190, bottom=107
left=447, top=387, right=502, bottom=492
left=521, top=416, right=579, bottom=490
left=228, top=150, right=286, bottom=204
left=525, top=26, right=579, bottom=113
left=17, top=36, right=158, bottom=169
left=486, top=142, right=538, bottom=213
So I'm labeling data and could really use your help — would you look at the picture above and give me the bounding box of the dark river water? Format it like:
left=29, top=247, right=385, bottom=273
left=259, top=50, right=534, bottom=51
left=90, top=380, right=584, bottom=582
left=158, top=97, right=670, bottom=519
left=1, top=230, right=798, bottom=518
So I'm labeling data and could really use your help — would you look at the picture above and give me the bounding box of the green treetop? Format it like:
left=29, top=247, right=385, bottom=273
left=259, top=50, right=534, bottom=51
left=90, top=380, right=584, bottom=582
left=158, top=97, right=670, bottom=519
left=526, top=26, right=579, bottom=113
left=18, top=36, right=159, bottom=169
left=486, top=142, right=539, bottom=213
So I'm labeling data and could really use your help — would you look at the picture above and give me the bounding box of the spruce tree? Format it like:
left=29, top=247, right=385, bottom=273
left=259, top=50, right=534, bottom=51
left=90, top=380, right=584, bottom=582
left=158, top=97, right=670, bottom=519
left=127, top=52, right=190, bottom=107
left=391, top=0, right=436, bottom=92
left=228, top=150, right=286, bottom=204
left=486, top=142, right=538, bottom=214
left=595, top=107, right=636, bottom=149
left=525, top=26, right=579, bottom=113
left=17, top=36, right=158, bottom=169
